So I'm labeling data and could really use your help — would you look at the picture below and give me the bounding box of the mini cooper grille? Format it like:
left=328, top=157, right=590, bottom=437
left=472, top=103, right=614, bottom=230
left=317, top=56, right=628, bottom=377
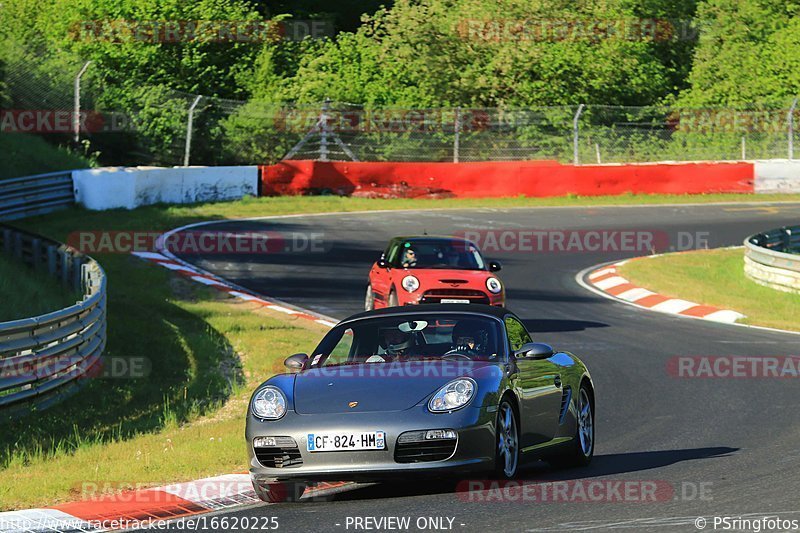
left=254, top=437, right=303, bottom=468
left=559, top=386, right=572, bottom=424
left=394, top=439, right=457, bottom=463
left=420, top=289, right=489, bottom=304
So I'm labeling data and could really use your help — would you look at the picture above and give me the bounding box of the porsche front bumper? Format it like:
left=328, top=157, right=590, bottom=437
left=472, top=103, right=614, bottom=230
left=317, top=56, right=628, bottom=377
left=246, top=403, right=497, bottom=484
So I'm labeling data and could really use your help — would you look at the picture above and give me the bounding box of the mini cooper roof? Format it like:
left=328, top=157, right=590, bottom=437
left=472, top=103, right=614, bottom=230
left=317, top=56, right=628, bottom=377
left=342, top=303, right=514, bottom=324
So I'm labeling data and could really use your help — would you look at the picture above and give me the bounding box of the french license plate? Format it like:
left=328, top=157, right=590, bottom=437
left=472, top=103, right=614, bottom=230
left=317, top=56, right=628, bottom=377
left=307, top=431, right=386, bottom=452
left=440, top=298, right=470, bottom=304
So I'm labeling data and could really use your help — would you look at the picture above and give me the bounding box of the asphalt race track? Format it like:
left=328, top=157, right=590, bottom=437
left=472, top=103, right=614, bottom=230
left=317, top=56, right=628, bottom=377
left=160, top=203, right=800, bottom=532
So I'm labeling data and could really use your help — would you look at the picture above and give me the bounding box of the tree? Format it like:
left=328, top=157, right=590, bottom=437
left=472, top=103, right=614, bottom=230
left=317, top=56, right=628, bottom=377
left=250, top=0, right=691, bottom=107
left=677, top=0, right=800, bottom=106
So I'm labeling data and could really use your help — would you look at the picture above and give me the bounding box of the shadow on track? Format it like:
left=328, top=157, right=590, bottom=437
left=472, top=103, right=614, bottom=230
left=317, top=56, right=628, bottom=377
left=308, top=447, right=737, bottom=503
left=523, top=318, right=609, bottom=333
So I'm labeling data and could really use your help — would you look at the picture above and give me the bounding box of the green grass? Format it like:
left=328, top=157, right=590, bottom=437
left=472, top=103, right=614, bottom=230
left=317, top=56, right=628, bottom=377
left=4, top=193, right=800, bottom=510
left=619, top=248, right=800, bottom=332
left=0, top=134, right=94, bottom=179
left=0, top=255, right=80, bottom=321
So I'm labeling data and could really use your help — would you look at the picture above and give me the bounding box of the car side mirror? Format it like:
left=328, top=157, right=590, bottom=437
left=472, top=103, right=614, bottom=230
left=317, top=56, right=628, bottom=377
left=284, top=353, right=309, bottom=370
left=514, top=342, right=554, bottom=359
left=488, top=260, right=502, bottom=272
left=377, top=258, right=390, bottom=268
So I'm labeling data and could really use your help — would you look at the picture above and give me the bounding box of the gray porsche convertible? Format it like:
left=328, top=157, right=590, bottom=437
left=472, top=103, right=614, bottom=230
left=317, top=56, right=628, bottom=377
left=246, top=304, right=595, bottom=502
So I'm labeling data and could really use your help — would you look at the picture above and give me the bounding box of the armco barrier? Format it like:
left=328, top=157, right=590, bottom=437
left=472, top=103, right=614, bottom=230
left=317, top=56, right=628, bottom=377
left=0, top=171, right=75, bottom=220
left=0, top=224, right=106, bottom=415
left=260, top=160, right=756, bottom=198
left=744, top=226, right=800, bottom=294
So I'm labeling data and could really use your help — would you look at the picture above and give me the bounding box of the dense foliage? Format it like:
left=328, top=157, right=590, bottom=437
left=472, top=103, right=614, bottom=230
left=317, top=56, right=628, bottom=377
left=0, top=0, right=797, bottom=167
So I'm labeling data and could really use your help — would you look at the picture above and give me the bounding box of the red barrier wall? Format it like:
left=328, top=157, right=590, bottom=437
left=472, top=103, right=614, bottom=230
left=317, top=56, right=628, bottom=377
left=260, top=160, right=754, bottom=198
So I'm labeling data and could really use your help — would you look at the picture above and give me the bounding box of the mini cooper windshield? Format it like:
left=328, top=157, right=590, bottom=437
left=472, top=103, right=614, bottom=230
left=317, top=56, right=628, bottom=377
left=311, top=314, right=504, bottom=366
left=397, top=239, right=486, bottom=270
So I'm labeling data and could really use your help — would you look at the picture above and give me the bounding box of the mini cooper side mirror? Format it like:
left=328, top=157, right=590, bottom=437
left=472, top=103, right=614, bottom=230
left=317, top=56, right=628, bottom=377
left=515, top=342, right=554, bottom=359
left=284, top=353, right=309, bottom=370
left=488, top=260, right=502, bottom=272
left=377, top=258, right=390, bottom=268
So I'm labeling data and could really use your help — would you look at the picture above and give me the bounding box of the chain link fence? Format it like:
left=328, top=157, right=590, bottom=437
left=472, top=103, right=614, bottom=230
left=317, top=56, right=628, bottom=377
left=3, top=61, right=800, bottom=167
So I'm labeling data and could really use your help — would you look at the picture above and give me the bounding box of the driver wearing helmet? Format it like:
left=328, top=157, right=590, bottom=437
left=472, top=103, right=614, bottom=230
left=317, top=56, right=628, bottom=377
left=379, top=327, right=414, bottom=356
left=448, top=319, right=491, bottom=357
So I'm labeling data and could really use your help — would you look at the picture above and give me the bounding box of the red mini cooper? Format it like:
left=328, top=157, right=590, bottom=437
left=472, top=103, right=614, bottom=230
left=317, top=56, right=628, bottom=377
left=365, top=236, right=505, bottom=309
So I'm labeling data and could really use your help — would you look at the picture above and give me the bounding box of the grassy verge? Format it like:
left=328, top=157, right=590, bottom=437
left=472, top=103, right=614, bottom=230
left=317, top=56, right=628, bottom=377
left=0, top=255, right=80, bottom=321
left=4, top=192, right=800, bottom=510
left=619, top=248, right=800, bottom=332
left=0, top=134, right=94, bottom=179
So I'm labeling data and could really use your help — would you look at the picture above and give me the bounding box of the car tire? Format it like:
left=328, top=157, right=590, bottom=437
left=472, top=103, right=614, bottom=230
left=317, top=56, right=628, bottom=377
left=253, top=480, right=307, bottom=503
left=549, top=382, right=594, bottom=468
left=493, top=399, right=520, bottom=479
left=388, top=288, right=399, bottom=307
left=365, top=284, right=375, bottom=311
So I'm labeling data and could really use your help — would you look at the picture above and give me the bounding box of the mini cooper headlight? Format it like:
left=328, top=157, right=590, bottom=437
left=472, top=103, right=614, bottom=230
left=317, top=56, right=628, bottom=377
left=486, top=277, right=502, bottom=294
left=402, top=275, right=420, bottom=293
left=252, top=386, right=287, bottom=419
left=429, top=378, right=476, bottom=412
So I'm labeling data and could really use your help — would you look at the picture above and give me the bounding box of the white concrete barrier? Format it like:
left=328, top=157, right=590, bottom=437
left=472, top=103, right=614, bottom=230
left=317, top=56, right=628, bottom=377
left=73, top=166, right=258, bottom=210
left=754, top=160, right=800, bottom=193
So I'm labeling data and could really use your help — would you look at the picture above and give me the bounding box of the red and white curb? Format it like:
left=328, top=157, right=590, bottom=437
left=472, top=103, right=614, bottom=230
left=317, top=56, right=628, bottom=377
left=0, top=476, right=347, bottom=532
left=584, top=261, right=745, bottom=324
left=130, top=251, right=338, bottom=329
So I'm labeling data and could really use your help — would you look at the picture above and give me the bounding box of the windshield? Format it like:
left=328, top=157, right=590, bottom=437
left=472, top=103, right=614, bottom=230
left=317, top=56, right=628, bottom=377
left=397, top=239, right=486, bottom=270
left=310, top=314, right=504, bottom=366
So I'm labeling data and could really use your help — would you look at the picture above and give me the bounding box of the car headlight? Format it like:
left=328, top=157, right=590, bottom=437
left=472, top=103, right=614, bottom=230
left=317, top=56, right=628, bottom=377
left=429, top=378, right=476, bottom=412
left=486, top=277, right=502, bottom=294
left=402, top=275, right=420, bottom=293
left=252, top=386, right=287, bottom=419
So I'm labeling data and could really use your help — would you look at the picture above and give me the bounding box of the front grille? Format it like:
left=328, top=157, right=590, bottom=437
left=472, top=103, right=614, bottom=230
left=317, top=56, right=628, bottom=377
left=395, top=439, right=457, bottom=463
left=559, top=386, right=572, bottom=424
left=420, top=288, right=489, bottom=304
left=254, top=436, right=303, bottom=468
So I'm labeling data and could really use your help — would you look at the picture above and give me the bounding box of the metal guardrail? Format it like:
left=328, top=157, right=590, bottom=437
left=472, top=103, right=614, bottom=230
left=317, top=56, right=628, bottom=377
left=744, top=225, right=800, bottom=293
left=745, top=226, right=800, bottom=271
left=0, top=224, right=106, bottom=414
left=0, top=171, right=75, bottom=221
